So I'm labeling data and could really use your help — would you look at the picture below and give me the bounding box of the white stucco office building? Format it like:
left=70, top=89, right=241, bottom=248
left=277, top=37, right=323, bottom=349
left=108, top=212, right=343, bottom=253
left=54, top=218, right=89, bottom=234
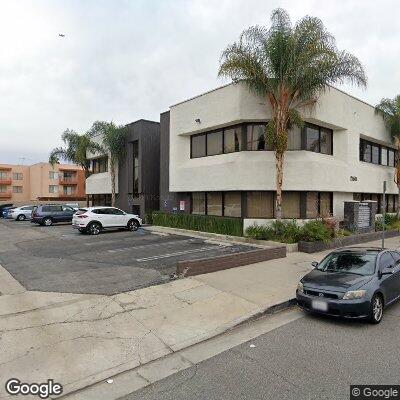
left=160, top=82, right=398, bottom=227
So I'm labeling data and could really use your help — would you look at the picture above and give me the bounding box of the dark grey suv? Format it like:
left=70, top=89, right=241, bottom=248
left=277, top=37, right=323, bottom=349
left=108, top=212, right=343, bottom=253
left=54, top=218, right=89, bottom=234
left=296, top=247, right=400, bottom=324
left=31, top=204, right=76, bottom=226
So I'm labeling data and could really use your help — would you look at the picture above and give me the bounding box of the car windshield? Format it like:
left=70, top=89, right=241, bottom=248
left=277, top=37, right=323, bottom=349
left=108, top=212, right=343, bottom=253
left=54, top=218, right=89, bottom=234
left=316, top=251, right=377, bottom=276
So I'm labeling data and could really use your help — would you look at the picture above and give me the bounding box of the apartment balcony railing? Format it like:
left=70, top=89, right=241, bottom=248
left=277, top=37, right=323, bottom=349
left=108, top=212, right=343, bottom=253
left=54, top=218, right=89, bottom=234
left=61, top=193, right=78, bottom=197
left=59, top=177, right=78, bottom=185
left=0, top=191, right=12, bottom=199
left=0, top=178, right=12, bottom=185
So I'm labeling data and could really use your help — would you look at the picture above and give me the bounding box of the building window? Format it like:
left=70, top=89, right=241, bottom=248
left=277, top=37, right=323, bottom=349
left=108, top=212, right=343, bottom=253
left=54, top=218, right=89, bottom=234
left=246, top=192, right=274, bottom=218
left=371, top=143, right=380, bottom=164
left=287, top=126, right=302, bottom=150
left=381, top=147, right=388, bottom=165
left=319, top=192, right=332, bottom=217
left=207, top=192, right=223, bottom=216
left=12, top=186, right=22, bottom=193
left=0, top=185, right=7, bottom=193
left=306, top=192, right=319, bottom=218
left=192, top=192, right=206, bottom=215
left=63, top=186, right=76, bottom=195
left=92, top=157, right=108, bottom=173
left=62, top=171, right=76, bottom=181
left=306, top=192, right=333, bottom=218
left=304, top=124, right=333, bottom=155
left=281, top=192, right=301, bottom=219
left=224, top=192, right=241, bottom=217
left=191, top=134, right=206, bottom=158
left=49, top=171, right=59, bottom=180
left=91, top=194, right=111, bottom=206
left=360, top=139, right=396, bottom=167
left=207, top=131, right=223, bottom=156
left=224, top=126, right=242, bottom=153
left=320, top=128, right=333, bottom=155
left=0, top=171, right=9, bottom=180
left=49, top=185, right=58, bottom=194
left=133, top=141, right=139, bottom=195
left=189, top=122, right=333, bottom=158
left=12, top=173, right=23, bottom=180
left=247, top=124, right=270, bottom=151
left=388, top=149, right=395, bottom=167
left=305, top=125, right=320, bottom=152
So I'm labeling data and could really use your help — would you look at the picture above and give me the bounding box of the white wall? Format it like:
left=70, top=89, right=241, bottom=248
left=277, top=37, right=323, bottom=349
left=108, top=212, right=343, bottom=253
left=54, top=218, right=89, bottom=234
left=86, top=172, right=117, bottom=195
left=169, top=82, right=398, bottom=197
left=85, top=134, right=118, bottom=195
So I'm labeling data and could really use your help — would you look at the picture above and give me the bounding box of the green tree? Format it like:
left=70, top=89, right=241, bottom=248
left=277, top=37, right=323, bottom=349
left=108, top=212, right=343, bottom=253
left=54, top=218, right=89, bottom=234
left=88, top=121, right=128, bottom=207
left=49, top=130, right=103, bottom=206
left=218, top=8, right=367, bottom=219
left=375, top=95, right=400, bottom=214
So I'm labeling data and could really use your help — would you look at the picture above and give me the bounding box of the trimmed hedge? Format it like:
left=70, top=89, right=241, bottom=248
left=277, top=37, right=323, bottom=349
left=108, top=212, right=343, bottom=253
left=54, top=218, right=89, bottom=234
left=152, top=211, right=243, bottom=236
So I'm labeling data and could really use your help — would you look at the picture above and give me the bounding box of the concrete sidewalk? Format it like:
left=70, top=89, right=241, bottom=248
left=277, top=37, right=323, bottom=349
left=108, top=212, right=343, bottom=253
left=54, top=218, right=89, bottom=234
left=1, top=235, right=399, bottom=398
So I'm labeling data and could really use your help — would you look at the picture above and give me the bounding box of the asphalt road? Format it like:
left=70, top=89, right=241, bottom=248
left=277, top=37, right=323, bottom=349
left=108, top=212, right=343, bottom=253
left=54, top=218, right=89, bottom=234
left=0, top=219, right=252, bottom=294
left=121, top=302, right=400, bottom=400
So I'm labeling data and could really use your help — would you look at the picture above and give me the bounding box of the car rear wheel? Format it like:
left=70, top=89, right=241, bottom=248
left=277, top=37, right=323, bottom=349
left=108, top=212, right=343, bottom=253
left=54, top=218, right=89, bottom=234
left=369, top=294, right=383, bottom=324
left=88, top=222, right=101, bottom=235
left=17, top=214, right=26, bottom=221
left=127, top=219, right=139, bottom=231
left=43, top=217, right=53, bottom=226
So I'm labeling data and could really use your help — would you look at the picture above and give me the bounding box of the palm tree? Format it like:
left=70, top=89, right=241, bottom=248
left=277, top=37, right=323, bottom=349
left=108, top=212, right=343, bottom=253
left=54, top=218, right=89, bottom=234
left=375, top=95, right=400, bottom=214
left=218, top=8, right=367, bottom=219
left=88, top=121, right=128, bottom=207
left=49, top=130, right=103, bottom=206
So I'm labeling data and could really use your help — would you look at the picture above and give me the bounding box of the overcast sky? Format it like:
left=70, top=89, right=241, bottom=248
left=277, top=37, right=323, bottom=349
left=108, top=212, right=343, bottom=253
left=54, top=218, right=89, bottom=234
left=1, top=0, right=400, bottom=164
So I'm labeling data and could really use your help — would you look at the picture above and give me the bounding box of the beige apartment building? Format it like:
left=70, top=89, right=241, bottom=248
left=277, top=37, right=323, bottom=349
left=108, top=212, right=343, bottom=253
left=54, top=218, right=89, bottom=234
left=0, top=162, right=86, bottom=205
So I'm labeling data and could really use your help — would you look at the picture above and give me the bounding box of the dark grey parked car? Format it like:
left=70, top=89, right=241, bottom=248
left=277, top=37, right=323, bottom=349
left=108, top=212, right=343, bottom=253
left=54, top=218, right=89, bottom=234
left=31, top=204, right=76, bottom=226
left=296, top=247, right=400, bottom=324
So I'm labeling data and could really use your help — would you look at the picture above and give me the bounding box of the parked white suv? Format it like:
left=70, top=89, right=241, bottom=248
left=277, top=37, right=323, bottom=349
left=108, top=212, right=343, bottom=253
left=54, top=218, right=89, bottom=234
left=10, top=205, right=34, bottom=221
left=72, top=206, right=142, bottom=235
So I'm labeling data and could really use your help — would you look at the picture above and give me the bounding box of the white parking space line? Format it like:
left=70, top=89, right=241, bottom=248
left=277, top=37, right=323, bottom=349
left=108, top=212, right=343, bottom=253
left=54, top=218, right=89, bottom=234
left=136, top=245, right=227, bottom=262
left=106, top=239, right=195, bottom=253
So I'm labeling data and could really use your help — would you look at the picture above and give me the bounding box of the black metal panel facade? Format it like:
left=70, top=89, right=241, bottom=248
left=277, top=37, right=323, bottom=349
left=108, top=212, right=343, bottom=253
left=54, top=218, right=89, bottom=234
left=117, top=119, right=160, bottom=218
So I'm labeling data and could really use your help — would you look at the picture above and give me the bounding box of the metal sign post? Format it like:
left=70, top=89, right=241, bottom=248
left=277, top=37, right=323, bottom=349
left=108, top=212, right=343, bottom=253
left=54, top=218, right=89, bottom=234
left=382, top=181, right=387, bottom=248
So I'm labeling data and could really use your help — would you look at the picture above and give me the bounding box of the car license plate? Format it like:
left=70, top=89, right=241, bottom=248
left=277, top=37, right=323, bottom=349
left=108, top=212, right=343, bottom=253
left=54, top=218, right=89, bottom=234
left=311, top=300, right=328, bottom=311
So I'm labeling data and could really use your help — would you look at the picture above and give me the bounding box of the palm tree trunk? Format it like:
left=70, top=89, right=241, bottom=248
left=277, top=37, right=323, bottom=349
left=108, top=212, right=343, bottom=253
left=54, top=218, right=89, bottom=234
left=275, top=152, right=284, bottom=219
left=84, top=168, right=90, bottom=207
left=111, top=168, right=116, bottom=207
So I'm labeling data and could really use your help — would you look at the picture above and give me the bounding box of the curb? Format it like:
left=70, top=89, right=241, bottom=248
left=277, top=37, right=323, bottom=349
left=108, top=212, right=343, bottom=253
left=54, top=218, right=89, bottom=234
left=235, top=298, right=297, bottom=328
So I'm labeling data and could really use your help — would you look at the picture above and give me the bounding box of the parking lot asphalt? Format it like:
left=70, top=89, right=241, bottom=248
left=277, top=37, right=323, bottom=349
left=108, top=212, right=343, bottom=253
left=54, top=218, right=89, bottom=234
left=0, top=219, right=253, bottom=295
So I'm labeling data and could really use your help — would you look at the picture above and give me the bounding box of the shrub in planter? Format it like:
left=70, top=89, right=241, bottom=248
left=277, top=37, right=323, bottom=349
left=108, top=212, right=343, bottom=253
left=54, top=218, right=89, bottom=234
left=152, top=211, right=243, bottom=236
left=300, top=220, right=333, bottom=243
left=144, top=213, right=153, bottom=225
left=271, top=220, right=302, bottom=243
left=245, top=224, right=274, bottom=240
left=245, top=220, right=301, bottom=243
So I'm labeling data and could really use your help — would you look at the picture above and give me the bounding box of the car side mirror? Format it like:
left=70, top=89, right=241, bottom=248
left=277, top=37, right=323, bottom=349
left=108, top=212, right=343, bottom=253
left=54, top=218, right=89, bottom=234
left=311, top=261, right=318, bottom=268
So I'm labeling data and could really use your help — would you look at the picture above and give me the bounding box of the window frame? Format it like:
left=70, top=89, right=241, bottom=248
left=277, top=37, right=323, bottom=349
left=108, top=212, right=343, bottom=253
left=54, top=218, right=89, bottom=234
left=303, top=123, right=333, bottom=155
left=12, top=186, right=23, bottom=193
left=92, top=156, right=108, bottom=174
left=360, top=138, right=396, bottom=167
left=246, top=123, right=270, bottom=151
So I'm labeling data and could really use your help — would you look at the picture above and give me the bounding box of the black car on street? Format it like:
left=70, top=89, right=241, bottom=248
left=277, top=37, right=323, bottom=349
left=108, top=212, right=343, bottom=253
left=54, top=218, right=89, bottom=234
left=296, top=247, right=400, bottom=324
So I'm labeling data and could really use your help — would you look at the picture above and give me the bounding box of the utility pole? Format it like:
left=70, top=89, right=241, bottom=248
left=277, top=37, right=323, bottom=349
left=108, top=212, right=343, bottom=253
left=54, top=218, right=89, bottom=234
left=382, top=181, right=387, bottom=248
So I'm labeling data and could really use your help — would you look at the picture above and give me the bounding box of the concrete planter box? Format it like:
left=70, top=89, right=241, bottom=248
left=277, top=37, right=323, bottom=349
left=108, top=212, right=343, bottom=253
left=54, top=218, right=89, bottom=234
left=177, top=246, right=287, bottom=277
left=298, top=230, right=400, bottom=254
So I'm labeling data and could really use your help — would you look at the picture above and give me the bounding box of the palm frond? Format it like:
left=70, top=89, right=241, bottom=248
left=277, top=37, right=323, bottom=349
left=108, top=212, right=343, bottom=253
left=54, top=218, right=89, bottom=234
left=375, top=96, right=400, bottom=141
